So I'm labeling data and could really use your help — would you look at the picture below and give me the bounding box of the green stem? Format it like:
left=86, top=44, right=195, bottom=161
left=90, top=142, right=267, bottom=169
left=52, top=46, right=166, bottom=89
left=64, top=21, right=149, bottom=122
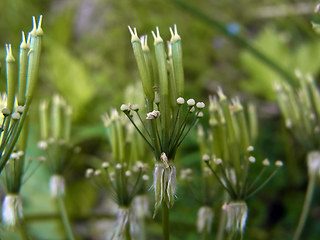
left=57, top=195, right=75, bottom=240
left=162, top=201, right=170, bottom=240
left=292, top=173, right=317, bottom=240
left=125, top=218, right=132, bottom=240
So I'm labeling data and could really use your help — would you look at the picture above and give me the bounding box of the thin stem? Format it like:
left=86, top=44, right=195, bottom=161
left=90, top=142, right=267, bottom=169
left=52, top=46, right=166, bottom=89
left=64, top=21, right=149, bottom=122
left=126, top=115, right=155, bottom=152
left=57, top=195, right=75, bottom=240
left=292, top=173, right=317, bottom=240
left=162, top=201, right=170, bottom=240
left=125, top=218, right=132, bottom=240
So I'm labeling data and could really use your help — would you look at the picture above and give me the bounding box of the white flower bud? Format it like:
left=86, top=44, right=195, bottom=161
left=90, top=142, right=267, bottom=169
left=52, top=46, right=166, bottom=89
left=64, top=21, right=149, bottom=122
left=116, top=163, right=122, bottom=169
left=177, top=97, right=185, bottom=105
left=275, top=160, right=283, bottom=167
left=196, top=102, right=205, bottom=109
left=247, top=146, right=254, bottom=152
left=37, top=141, right=48, bottom=150
left=102, top=162, right=109, bottom=169
left=202, top=154, right=210, bottom=162
left=120, top=104, right=129, bottom=112
left=85, top=168, right=94, bottom=178
left=248, top=156, right=256, bottom=163
left=262, top=159, right=270, bottom=166
left=214, top=158, right=222, bottom=165
left=11, top=112, right=20, bottom=120
left=146, top=110, right=160, bottom=119
left=142, top=174, right=149, bottom=181
left=187, top=99, right=195, bottom=106
left=94, top=170, right=101, bottom=176
left=125, top=170, right=131, bottom=176
left=130, top=104, right=139, bottom=111
left=197, top=112, right=204, bottom=118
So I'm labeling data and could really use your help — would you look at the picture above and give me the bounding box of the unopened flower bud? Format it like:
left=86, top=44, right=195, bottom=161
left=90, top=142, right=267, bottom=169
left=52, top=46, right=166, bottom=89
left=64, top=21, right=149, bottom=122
left=102, top=162, right=109, bottom=169
left=85, top=168, right=94, bottom=178
left=177, top=97, right=185, bottom=105
left=248, top=156, right=256, bottom=163
left=202, top=154, right=210, bottom=162
left=262, top=159, right=270, bottom=166
left=275, top=160, right=283, bottom=167
left=187, top=99, right=195, bottom=106
left=196, top=102, right=205, bottom=109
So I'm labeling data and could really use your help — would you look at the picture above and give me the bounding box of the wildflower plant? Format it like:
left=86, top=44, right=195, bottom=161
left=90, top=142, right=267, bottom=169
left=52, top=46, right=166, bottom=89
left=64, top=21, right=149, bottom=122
left=85, top=109, right=150, bottom=240
left=0, top=16, right=43, bottom=174
left=37, top=95, right=76, bottom=240
left=275, top=70, right=320, bottom=240
left=123, top=25, right=204, bottom=239
left=201, top=89, right=282, bottom=237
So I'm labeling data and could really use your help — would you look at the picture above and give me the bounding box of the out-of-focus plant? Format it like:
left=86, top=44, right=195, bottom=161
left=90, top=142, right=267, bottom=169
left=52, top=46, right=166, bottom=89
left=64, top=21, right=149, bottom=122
left=37, top=95, right=77, bottom=240
left=86, top=109, right=150, bottom=240
left=121, top=25, right=205, bottom=240
left=201, top=89, right=282, bottom=239
left=275, top=70, right=320, bottom=240
left=0, top=16, right=43, bottom=174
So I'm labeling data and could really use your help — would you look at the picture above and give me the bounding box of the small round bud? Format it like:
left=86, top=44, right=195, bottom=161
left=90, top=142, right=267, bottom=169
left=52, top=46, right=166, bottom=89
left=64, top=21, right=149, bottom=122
left=102, top=162, right=109, bottom=169
left=85, top=168, right=94, bottom=178
left=94, top=170, right=101, bottom=176
left=196, top=102, right=205, bottom=109
left=37, top=141, right=48, bottom=150
left=248, top=156, right=256, bottom=163
left=197, top=112, right=204, bottom=118
left=2, top=108, right=10, bottom=116
left=214, top=158, right=222, bottom=165
left=275, top=160, right=283, bottom=167
left=16, top=106, right=25, bottom=113
left=125, top=170, right=131, bottom=176
left=142, top=175, right=149, bottom=181
left=10, top=152, right=20, bottom=160
left=177, top=97, right=185, bottom=105
left=247, top=146, right=254, bottom=152
left=131, top=104, right=139, bottom=111
left=11, top=112, right=20, bottom=120
left=262, top=159, right=270, bottom=166
left=146, top=110, right=160, bottom=119
left=202, top=154, right=210, bottom=162
left=120, top=104, right=129, bottom=112
left=187, top=99, right=195, bottom=106
left=116, top=163, right=122, bottom=169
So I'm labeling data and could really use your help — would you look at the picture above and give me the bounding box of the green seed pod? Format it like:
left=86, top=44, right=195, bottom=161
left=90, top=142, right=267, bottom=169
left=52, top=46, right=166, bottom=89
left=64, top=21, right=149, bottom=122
left=5, top=44, right=16, bottom=113
left=129, top=27, right=154, bottom=102
left=39, top=101, right=48, bottom=140
left=26, top=16, right=43, bottom=100
left=17, top=31, right=29, bottom=106
left=170, top=25, right=184, bottom=97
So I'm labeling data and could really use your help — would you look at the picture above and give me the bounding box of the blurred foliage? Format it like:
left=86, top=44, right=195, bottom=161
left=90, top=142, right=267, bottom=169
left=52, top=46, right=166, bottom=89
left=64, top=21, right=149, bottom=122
left=0, top=0, right=320, bottom=239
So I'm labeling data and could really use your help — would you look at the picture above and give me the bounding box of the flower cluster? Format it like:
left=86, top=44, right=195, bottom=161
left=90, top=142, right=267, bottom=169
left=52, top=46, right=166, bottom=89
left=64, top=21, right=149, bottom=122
left=0, top=16, right=43, bottom=174
left=37, top=95, right=75, bottom=197
left=199, top=89, right=282, bottom=234
left=123, top=25, right=205, bottom=215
